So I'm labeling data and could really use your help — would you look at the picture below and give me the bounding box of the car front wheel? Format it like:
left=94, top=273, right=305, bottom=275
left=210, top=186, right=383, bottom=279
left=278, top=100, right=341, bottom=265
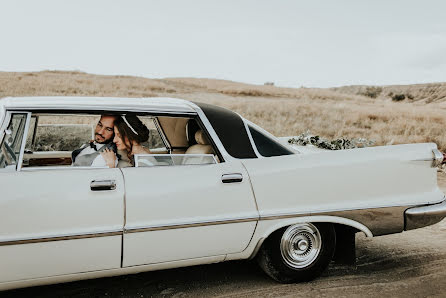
left=257, top=222, right=336, bottom=283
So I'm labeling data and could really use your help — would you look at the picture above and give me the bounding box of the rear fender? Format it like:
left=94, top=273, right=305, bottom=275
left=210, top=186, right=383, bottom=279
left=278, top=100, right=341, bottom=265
left=259, top=215, right=373, bottom=239
left=247, top=215, right=372, bottom=259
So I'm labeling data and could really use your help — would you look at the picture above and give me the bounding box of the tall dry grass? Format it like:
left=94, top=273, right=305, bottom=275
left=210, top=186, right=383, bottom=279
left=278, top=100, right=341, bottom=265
left=2, top=71, right=446, bottom=151
left=0, top=71, right=170, bottom=98
left=332, top=83, right=446, bottom=103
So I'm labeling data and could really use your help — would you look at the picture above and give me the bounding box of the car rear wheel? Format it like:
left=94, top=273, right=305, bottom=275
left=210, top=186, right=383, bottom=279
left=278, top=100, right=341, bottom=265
left=257, top=222, right=336, bottom=283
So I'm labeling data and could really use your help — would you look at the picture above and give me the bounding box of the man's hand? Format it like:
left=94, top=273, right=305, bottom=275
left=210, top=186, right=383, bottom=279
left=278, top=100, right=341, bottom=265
left=101, top=148, right=117, bottom=168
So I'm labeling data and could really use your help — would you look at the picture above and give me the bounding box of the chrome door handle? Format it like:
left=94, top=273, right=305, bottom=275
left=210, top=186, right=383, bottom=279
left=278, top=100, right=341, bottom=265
left=222, top=173, right=243, bottom=183
left=90, top=180, right=116, bottom=191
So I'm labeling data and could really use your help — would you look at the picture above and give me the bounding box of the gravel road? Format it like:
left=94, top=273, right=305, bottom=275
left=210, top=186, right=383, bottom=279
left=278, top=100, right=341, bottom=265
left=2, top=175, right=446, bottom=298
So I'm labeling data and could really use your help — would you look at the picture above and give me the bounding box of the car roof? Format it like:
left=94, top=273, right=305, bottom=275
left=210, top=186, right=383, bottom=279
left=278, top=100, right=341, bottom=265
left=0, top=96, right=197, bottom=114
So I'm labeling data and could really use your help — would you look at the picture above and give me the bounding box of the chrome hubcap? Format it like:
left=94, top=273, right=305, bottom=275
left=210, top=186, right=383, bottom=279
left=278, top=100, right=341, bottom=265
left=280, top=223, right=321, bottom=269
left=296, top=239, right=309, bottom=251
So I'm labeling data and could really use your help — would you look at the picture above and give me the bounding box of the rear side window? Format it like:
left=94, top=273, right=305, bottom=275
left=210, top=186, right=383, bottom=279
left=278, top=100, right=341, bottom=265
left=248, top=125, right=294, bottom=157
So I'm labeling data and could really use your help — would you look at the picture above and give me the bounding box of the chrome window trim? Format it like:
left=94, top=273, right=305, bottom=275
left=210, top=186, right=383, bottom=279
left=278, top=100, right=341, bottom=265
left=29, top=115, right=39, bottom=151
left=0, top=112, right=12, bottom=172
left=17, top=112, right=31, bottom=171
left=21, top=166, right=109, bottom=172
left=242, top=117, right=263, bottom=159
left=244, top=119, right=295, bottom=156
left=185, top=121, right=190, bottom=143
left=153, top=117, right=171, bottom=153
left=134, top=153, right=217, bottom=167
left=0, top=111, right=30, bottom=172
left=0, top=105, right=6, bottom=129
left=0, top=111, right=12, bottom=154
left=7, top=106, right=197, bottom=115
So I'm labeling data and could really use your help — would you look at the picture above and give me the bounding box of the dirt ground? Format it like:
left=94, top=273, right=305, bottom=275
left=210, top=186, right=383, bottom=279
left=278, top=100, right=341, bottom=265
left=2, top=174, right=446, bottom=298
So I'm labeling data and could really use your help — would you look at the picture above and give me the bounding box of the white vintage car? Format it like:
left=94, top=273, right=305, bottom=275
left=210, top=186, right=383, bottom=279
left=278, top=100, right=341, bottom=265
left=0, top=96, right=445, bottom=291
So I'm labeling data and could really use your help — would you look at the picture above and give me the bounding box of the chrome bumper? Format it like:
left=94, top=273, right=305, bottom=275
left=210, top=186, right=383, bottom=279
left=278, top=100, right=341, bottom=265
left=405, top=199, right=446, bottom=231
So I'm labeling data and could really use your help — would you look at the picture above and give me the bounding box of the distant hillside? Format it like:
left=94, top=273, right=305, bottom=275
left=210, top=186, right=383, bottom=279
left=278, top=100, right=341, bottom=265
left=331, top=83, right=446, bottom=103
left=0, top=70, right=366, bottom=101
left=2, top=70, right=445, bottom=104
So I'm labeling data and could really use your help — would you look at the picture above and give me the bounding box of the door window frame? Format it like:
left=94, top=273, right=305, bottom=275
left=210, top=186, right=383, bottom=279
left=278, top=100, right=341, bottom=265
left=0, top=111, right=31, bottom=172
left=4, top=109, right=225, bottom=172
left=153, top=117, right=171, bottom=153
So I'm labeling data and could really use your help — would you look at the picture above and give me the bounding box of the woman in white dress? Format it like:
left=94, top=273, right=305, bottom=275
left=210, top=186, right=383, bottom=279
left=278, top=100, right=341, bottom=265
left=101, top=115, right=151, bottom=168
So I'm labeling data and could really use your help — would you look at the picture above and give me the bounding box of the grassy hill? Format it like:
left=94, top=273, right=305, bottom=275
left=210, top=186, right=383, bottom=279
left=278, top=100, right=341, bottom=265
left=1, top=70, right=446, bottom=151
left=331, top=83, right=446, bottom=103
left=0, top=70, right=366, bottom=101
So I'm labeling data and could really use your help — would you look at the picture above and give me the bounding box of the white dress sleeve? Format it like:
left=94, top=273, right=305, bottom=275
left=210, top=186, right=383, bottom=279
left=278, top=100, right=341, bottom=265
left=91, top=154, right=107, bottom=167
left=91, top=153, right=118, bottom=167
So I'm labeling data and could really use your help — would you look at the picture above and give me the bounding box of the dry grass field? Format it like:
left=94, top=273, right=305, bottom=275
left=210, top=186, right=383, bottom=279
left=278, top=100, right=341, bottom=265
left=1, top=70, right=446, bottom=151
left=332, top=82, right=446, bottom=103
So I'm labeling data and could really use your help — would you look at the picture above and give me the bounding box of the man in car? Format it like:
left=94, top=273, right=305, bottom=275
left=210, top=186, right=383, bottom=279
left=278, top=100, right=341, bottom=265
left=71, top=115, right=118, bottom=167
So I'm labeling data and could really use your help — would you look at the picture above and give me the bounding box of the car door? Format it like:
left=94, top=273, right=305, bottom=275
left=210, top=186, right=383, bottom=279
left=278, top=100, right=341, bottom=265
left=0, top=112, right=125, bottom=283
left=122, top=159, right=258, bottom=267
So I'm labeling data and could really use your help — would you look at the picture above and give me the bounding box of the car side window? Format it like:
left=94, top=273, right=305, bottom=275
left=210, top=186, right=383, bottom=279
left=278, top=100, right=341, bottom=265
left=22, top=114, right=101, bottom=168
left=248, top=125, right=294, bottom=157
left=0, top=113, right=28, bottom=169
left=9, top=112, right=220, bottom=169
left=25, top=115, right=95, bottom=153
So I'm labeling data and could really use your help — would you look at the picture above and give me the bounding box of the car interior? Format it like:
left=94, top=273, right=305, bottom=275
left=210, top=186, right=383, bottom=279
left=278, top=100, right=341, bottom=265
left=11, top=112, right=220, bottom=168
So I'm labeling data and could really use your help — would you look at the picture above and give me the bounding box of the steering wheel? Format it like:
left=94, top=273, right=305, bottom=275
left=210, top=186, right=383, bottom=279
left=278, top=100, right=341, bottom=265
left=3, top=142, right=17, bottom=163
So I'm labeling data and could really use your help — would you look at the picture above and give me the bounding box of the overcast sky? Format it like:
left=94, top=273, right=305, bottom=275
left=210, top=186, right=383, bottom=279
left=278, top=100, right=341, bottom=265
left=0, top=0, right=445, bottom=88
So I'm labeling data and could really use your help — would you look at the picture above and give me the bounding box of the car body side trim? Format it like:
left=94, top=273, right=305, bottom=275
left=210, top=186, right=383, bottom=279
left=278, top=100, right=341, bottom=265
left=1, top=201, right=440, bottom=247
left=258, top=198, right=446, bottom=220
left=0, top=217, right=261, bottom=246
left=259, top=203, right=420, bottom=236
left=0, top=230, right=123, bottom=247
left=124, top=216, right=260, bottom=233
